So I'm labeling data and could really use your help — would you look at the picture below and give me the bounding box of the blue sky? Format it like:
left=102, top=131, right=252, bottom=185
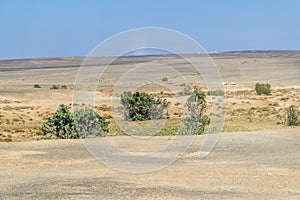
left=0, top=0, right=299, bottom=59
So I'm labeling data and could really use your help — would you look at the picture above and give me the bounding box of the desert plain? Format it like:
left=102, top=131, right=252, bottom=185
left=0, top=51, right=299, bottom=199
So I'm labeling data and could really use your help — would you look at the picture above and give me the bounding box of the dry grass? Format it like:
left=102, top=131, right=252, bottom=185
left=0, top=87, right=299, bottom=141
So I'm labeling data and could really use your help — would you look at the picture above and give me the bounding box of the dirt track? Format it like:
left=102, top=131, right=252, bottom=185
left=0, top=128, right=299, bottom=199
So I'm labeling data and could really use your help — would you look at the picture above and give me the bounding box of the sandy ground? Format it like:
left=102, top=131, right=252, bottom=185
left=0, top=128, right=299, bottom=199
left=0, top=51, right=300, bottom=199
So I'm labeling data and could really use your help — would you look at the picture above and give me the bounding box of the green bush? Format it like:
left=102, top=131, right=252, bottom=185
left=255, top=83, right=271, bottom=95
left=180, top=89, right=210, bottom=135
left=74, top=108, right=109, bottom=137
left=120, top=91, right=169, bottom=121
left=285, top=106, right=300, bottom=126
left=42, top=104, right=76, bottom=139
left=42, top=104, right=109, bottom=138
left=207, top=90, right=225, bottom=96
left=33, top=84, right=41, bottom=88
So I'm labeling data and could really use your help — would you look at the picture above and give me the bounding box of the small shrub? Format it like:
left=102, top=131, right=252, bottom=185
left=33, top=84, right=41, bottom=88
left=255, top=83, right=271, bottom=95
left=42, top=104, right=76, bottom=139
left=285, top=106, right=300, bottom=126
left=98, top=105, right=111, bottom=111
left=74, top=108, right=109, bottom=137
left=50, top=85, right=60, bottom=90
left=207, top=90, right=225, bottom=96
left=280, top=97, right=289, bottom=101
left=120, top=91, right=169, bottom=121
left=60, top=85, right=67, bottom=89
left=268, top=102, right=280, bottom=107
left=180, top=89, right=210, bottom=135
left=162, top=77, right=168, bottom=82
left=42, top=104, right=109, bottom=138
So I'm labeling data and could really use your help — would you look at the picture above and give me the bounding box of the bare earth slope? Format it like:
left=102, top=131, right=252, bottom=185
left=0, top=128, right=299, bottom=199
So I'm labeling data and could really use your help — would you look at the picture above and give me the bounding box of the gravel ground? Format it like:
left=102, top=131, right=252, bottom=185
left=0, top=128, right=299, bottom=199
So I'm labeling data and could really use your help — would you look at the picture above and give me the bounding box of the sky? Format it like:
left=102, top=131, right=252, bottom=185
left=0, top=0, right=299, bottom=59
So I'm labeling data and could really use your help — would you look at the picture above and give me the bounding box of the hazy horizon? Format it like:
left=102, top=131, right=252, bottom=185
left=1, top=49, right=300, bottom=61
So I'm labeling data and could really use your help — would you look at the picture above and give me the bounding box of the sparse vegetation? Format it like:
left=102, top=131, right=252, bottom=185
left=207, top=90, right=225, bottom=96
left=162, top=77, right=168, bottom=82
left=60, top=85, right=67, bottom=89
left=42, top=104, right=76, bottom=138
left=180, top=89, right=210, bottom=135
left=42, top=104, right=109, bottom=138
left=120, top=91, right=169, bottom=121
left=33, top=84, right=41, bottom=88
left=268, top=102, right=280, bottom=106
left=1, top=66, right=299, bottom=140
left=50, top=85, right=60, bottom=90
left=255, top=83, right=271, bottom=95
left=73, top=108, right=109, bottom=137
left=285, top=106, right=299, bottom=126
left=49, top=85, right=68, bottom=90
left=177, top=84, right=192, bottom=96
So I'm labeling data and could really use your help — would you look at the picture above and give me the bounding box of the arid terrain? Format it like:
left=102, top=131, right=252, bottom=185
left=0, top=51, right=299, bottom=141
left=0, top=129, right=299, bottom=199
left=0, top=51, right=299, bottom=199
